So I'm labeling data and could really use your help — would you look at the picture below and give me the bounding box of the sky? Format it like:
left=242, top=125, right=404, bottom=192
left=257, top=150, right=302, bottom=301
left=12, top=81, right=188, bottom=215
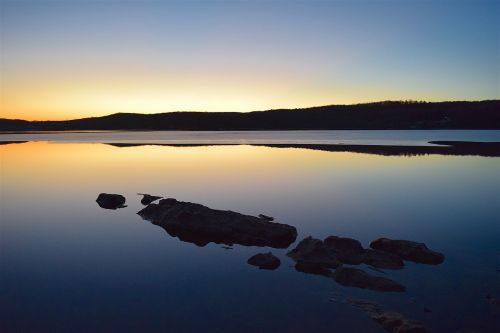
left=0, top=0, right=499, bottom=121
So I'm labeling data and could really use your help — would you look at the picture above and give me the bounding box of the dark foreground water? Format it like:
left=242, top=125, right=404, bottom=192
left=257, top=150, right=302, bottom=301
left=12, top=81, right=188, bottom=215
left=1, top=131, right=499, bottom=332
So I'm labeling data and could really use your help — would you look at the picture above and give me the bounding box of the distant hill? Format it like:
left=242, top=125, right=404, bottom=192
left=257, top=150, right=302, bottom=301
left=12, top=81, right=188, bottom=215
left=1, top=100, right=499, bottom=131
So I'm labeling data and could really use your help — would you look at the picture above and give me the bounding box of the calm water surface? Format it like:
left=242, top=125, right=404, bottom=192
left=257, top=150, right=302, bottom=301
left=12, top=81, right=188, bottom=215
left=2, top=129, right=500, bottom=145
left=1, top=131, right=499, bottom=332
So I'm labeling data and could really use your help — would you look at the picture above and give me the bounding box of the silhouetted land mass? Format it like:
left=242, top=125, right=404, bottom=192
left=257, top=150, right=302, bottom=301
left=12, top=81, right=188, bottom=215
left=0, top=141, right=28, bottom=145
left=105, top=141, right=500, bottom=157
left=1, top=100, right=499, bottom=131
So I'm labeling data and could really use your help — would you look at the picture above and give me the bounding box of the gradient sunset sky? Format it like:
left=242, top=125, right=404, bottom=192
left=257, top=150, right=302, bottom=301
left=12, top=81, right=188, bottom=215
left=1, top=0, right=499, bottom=120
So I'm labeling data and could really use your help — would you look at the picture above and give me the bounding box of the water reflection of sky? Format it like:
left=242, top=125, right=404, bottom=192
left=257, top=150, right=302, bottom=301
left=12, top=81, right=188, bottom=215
left=1, top=141, right=499, bottom=332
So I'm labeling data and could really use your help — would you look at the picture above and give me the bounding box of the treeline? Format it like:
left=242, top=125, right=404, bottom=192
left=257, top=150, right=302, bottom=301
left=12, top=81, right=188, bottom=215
left=1, top=100, right=499, bottom=131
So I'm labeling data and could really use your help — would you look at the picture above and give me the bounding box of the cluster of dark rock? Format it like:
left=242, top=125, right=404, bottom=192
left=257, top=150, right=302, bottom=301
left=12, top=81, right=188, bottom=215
left=96, top=192, right=443, bottom=280
left=96, top=193, right=445, bottom=332
left=286, top=235, right=444, bottom=292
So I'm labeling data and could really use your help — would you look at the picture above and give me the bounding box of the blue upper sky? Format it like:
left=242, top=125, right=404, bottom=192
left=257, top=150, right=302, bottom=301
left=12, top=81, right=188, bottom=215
left=1, top=0, right=499, bottom=120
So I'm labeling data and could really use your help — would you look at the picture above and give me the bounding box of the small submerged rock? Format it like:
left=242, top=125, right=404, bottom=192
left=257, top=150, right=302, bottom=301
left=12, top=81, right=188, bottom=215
left=348, top=299, right=383, bottom=316
left=370, top=238, right=444, bottom=265
left=137, top=198, right=297, bottom=248
left=247, top=252, right=280, bottom=270
left=287, top=236, right=341, bottom=269
left=348, top=299, right=429, bottom=333
left=324, top=235, right=365, bottom=264
left=334, top=267, right=405, bottom=292
left=139, top=193, right=162, bottom=205
left=372, top=311, right=429, bottom=333
left=96, top=193, right=126, bottom=210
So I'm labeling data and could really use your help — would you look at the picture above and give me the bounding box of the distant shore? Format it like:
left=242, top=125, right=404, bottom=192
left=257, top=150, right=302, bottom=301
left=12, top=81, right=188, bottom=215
left=1, top=100, right=499, bottom=131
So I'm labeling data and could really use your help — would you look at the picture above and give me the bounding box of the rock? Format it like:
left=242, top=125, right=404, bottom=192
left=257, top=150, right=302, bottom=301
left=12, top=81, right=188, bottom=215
left=363, top=249, right=405, bottom=269
left=137, top=198, right=297, bottom=248
left=287, top=236, right=341, bottom=269
left=294, top=261, right=333, bottom=277
left=96, top=193, right=126, bottom=209
left=370, top=238, right=444, bottom=265
left=324, top=235, right=365, bottom=264
left=139, top=193, right=162, bottom=205
left=372, top=312, right=429, bottom=333
left=333, top=267, right=405, bottom=292
left=247, top=252, right=280, bottom=270
left=258, top=214, right=274, bottom=221
left=348, top=299, right=429, bottom=333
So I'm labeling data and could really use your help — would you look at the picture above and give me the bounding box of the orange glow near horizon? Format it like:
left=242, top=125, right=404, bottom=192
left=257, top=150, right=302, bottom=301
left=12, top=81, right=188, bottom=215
left=1, top=1, right=498, bottom=121
left=1, top=69, right=344, bottom=120
left=2, top=59, right=493, bottom=121
left=0, top=73, right=467, bottom=121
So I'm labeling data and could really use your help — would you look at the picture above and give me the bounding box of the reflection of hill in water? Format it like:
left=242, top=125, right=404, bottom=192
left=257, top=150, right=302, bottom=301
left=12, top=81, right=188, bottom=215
left=106, top=141, right=500, bottom=157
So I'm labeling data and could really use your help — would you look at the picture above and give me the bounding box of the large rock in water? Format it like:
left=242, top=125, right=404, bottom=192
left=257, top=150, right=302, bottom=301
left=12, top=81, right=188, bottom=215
left=137, top=198, right=297, bottom=248
left=370, top=238, right=444, bottom=265
left=247, top=252, right=280, bottom=270
left=333, top=267, right=405, bottom=292
left=287, top=236, right=341, bottom=269
left=96, top=193, right=126, bottom=209
left=324, top=235, right=365, bottom=264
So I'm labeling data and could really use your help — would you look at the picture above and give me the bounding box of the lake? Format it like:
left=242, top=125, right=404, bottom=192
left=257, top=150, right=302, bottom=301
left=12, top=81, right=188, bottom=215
left=1, top=130, right=499, bottom=332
